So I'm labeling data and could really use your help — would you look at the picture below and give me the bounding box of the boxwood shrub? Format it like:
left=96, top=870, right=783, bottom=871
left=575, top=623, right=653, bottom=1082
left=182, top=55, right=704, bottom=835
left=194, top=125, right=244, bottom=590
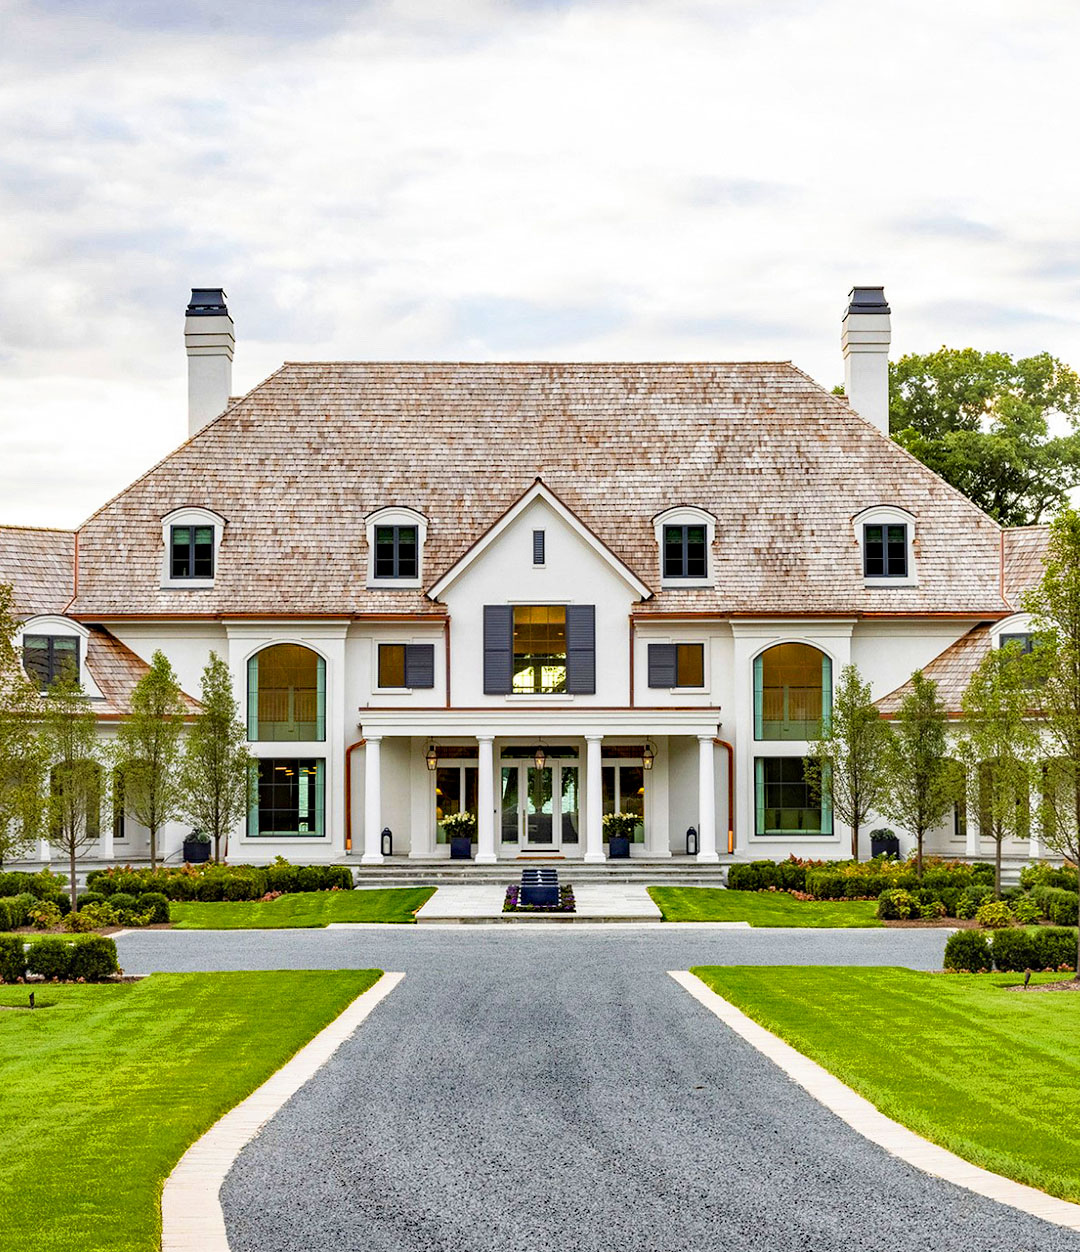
left=76, top=891, right=106, bottom=910
left=69, top=934, right=119, bottom=981
left=1032, top=886, right=1079, bottom=927
left=27, top=937, right=73, bottom=981
left=944, top=930, right=993, bottom=972
left=1032, top=927, right=1078, bottom=971
left=108, top=893, right=138, bottom=916
left=88, top=860, right=353, bottom=902
left=136, top=892, right=170, bottom=924
left=0, top=935, right=27, bottom=982
left=991, top=927, right=1039, bottom=971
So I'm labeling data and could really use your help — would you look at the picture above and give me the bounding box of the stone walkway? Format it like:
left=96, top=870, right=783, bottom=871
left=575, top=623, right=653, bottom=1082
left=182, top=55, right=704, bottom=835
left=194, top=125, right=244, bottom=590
left=414, top=881, right=663, bottom=922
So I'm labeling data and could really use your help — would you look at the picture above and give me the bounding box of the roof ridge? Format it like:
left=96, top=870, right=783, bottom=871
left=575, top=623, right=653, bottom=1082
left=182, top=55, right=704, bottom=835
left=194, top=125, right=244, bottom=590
left=0, top=523, right=74, bottom=534
left=276, top=359, right=799, bottom=367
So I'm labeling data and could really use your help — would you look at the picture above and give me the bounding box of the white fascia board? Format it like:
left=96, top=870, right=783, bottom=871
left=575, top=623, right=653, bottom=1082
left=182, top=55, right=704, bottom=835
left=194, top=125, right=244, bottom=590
left=357, top=706, right=722, bottom=737
left=426, top=481, right=652, bottom=601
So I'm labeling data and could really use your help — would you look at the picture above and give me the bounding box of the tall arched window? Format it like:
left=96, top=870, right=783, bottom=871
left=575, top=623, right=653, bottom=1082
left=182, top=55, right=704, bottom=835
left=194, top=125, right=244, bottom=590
left=754, top=644, right=831, bottom=741
left=247, top=645, right=326, bottom=742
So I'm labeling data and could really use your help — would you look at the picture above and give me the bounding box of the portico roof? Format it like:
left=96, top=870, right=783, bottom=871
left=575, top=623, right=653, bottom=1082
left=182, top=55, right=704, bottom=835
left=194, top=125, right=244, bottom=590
left=356, top=706, right=723, bottom=737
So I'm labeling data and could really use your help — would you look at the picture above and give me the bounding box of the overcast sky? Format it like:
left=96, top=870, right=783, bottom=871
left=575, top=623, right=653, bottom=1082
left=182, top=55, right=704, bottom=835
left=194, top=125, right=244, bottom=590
left=2, top=0, right=1080, bottom=527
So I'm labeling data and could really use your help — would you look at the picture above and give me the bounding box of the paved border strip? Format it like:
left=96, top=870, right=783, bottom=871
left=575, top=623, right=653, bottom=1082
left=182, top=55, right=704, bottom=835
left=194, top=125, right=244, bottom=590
left=161, top=971, right=405, bottom=1252
left=669, top=970, right=1080, bottom=1232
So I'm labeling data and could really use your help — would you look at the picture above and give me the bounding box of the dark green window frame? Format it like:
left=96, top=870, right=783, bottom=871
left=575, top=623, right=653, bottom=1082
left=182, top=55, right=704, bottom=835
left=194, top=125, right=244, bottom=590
left=22, top=634, right=80, bottom=691
left=248, top=758, right=325, bottom=837
left=863, top=523, right=907, bottom=578
left=170, top=524, right=214, bottom=579
left=374, top=525, right=418, bottom=579
left=754, top=757, right=831, bottom=836
left=663, top=524, right=707, bottom=579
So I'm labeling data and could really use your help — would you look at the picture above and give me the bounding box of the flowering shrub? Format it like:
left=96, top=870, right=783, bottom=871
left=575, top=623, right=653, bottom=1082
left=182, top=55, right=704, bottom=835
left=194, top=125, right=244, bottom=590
left=503, top=884, right=576, bottom=913
left=602, top=812, right=638, bottom=839
left=441, top=811, right=476, bottom=840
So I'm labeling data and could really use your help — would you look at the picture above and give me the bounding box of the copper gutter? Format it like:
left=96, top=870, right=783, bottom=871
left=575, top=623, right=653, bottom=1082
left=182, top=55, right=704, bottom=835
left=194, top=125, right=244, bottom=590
left=343, top=738, right=366, bottom=853
left=714, top=737, right=735, bottom=855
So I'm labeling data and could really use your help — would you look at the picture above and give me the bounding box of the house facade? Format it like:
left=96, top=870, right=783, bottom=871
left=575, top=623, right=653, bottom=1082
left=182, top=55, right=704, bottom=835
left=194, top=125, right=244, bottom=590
left=1, top=287, right=1050, bottom=867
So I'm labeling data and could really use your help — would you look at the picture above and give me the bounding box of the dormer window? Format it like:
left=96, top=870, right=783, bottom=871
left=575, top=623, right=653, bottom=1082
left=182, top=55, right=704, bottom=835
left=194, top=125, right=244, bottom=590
left=23, top=634, right=79, bottom=691
left=161, top=507, right=226, bottom=589
left=999, top=632, right=1034, bottom=654
left=854, top=506, right=917, bottom=587
left=652, top=506, right=716, bottom=589
left=365, top=506, right=427, bottom=588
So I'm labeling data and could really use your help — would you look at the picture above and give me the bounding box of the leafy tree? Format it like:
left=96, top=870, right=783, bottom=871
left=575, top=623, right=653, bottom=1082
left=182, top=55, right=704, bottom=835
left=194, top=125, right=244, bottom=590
left=113, top=650, right=186, bottom=870
left=889, top=348, right=1080, bottom=525
left=1022, top=507, right=1080, bottom=974
left=882, top=671, right=958, bottom=877
left=40, top=669, right=104, bottom=913
left=180, top=653, right=251, bottom=863
left=806, top=663, right=891, bottom=860
left=959, top=643, right=1039, bottom=899
left=0, top=583, right=46, bottom=864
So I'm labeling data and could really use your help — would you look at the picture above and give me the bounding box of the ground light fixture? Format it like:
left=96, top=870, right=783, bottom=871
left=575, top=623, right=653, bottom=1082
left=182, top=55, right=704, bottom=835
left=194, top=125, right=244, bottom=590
left=425, top=743, right=437, bottom=772
left=642, top=742, right=655, bottom=771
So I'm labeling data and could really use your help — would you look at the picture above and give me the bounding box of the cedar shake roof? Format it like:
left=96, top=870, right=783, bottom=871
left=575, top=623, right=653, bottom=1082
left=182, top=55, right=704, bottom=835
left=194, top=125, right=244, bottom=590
left=0, top=526, right=74, bottom=616
left=1003, top=525, right=1050, bottom=609
left=84, top=626, right=200, bottom=718
left=64, top=361, right=1013, bottom=617
left=876, top=626, right=992, bottom=715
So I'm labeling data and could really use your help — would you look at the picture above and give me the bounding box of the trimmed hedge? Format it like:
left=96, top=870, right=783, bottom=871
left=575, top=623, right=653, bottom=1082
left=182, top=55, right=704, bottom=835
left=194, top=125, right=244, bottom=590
left=86, top=860, right=353, bottom=902
left=1020, top=862, right=1078, bottom=891
left=0, top=870, right=68, bottom=900
left=24, top=934, right=119, bottom=982
left=137, top=892, right=170, bottom=924
left=27, top=937, right=73, bottom=981
left=992, top=926, right=1078, bottom=972
left=1032, top=886, right=1079, bottom=927
left=944, top=930, right=993, bottom=972
left=0, top=935, right=27, bottom=982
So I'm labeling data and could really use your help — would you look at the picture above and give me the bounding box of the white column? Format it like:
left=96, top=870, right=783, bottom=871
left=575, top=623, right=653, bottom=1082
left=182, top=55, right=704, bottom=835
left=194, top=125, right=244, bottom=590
left=697, top=735, right=719, bottom=863
left=1029, top=780, right=1042, bottom=860
left=99, top=820, right=114, bottom=862
left=965, top=767, right=979, bottom=858
left=584, top=735, right=605, bottom=863
left=476, top=735, right=496, bottom=864
left=37, top=838, right=51, bottom=864
left=362, top=736, right=383, bottom=864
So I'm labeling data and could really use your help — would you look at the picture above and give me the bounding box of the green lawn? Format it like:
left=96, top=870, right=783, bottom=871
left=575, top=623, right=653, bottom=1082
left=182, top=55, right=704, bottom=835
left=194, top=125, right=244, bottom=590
left=170, top=886, right=434, bottom=928
left=0, top=970, right=381, bottom=1252
left=692, top=965, right=1080, bottom=1201
left=649, top=886, right=882, bottom=926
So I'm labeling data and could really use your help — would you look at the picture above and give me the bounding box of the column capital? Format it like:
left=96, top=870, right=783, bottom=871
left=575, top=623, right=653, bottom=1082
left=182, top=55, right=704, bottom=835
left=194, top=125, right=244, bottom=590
left=585, top=734, right=604, bottom=744
left=475, top=734, right=495, bottom=744
left=365, top=733, right=383, bottom=744
left=697, top=733, right=716, bottom=743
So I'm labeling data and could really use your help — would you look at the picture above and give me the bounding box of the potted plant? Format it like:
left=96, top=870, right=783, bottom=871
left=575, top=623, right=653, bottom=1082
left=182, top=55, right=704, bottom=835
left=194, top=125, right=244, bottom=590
left=869, top=827, right=900, bottom=859
left=442, top=811, right=476, bottom=860
left=603, top=811, right=637, bottom=859
left=182, top=828, right=212, bottom=864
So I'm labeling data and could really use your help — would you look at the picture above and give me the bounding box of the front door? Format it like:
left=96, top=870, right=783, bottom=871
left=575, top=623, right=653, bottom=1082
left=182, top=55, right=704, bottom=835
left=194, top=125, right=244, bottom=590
left=500, top=760, right=580, bottom=852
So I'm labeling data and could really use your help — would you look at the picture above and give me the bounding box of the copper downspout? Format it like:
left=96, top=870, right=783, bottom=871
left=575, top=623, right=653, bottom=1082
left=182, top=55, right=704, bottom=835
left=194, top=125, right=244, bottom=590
left=714, top=737, right=735, bottom=855
left=344, top=738, right=366, bottom=853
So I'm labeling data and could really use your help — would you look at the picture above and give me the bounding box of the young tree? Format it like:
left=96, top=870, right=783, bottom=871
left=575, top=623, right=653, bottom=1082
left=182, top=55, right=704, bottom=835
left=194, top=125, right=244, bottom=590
left=0, top=583, right=45, bottom=864
left=889, top=348, right=1080, bottom=525
left=1022, top=506, right=1080, bottom=974
left=180, top=652, right=251, bottom=863
left=959, top=643, right=1038, bottom=899
left=881, top=671, right=958, bottom=877
left=40, top=669, right=104, bottom=913
left=113, top=650, right=186, bottom=870
left=806, top=663, right=891, bottom=861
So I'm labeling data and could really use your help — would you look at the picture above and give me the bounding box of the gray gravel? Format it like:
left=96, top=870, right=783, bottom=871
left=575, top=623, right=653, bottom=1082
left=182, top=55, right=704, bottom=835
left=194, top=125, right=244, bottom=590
left=115, top=927, right=1080, bottom=1251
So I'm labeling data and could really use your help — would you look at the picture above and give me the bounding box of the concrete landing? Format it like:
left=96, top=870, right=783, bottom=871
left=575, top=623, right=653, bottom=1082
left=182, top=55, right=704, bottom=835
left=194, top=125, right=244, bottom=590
left=415, top=882, right=664, bottom=924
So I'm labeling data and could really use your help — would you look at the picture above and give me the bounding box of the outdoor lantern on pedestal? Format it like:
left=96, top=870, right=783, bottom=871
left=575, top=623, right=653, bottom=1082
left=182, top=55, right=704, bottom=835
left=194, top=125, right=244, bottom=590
left=642, top=742, right=655, bottom=771
left=686, top=826, right=698, bottom=856
left=425, top=744, right=437, bottom=772
left=381, top=827, right=393, bottom=857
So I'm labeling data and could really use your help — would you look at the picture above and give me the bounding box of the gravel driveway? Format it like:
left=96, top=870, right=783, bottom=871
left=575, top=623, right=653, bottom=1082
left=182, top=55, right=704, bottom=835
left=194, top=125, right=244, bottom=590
left=117, top=927, right=1080, bottom=1252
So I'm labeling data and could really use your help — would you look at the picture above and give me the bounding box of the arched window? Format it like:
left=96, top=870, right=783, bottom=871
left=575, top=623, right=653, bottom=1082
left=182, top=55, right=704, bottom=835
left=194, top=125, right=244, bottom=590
left=247, top=645, right=326, bottom=742
left=754, top=644, right=831, bottom=741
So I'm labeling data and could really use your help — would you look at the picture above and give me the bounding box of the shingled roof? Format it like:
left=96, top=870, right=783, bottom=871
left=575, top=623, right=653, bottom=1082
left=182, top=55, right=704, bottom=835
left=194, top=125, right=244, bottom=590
left=876, top=626, right=992, bottom=715
left=1003, top=525, right=1050, bottom=609
left=0, top=526, right=74, bottom=616
left=66, top=361, right=1011, bottom=618
left=84, top=626, right=200, bottom=719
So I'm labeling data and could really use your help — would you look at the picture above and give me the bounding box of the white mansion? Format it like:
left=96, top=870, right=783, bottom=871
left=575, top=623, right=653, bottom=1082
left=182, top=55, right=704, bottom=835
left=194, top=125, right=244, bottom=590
left=0, top=288, right=1048, bottom=867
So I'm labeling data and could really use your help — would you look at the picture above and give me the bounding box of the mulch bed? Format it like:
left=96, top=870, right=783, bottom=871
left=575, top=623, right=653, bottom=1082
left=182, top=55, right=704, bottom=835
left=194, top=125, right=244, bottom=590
left=883, top=917, right=977, bottom=929
left=1007, top=979, right=1080, bottom=993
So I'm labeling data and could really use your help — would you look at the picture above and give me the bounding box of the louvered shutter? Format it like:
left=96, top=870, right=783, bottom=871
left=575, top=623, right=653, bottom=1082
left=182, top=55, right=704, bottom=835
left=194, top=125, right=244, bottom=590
left=647, top=644, right=677, bottom=688
left=483, top=606, right=514, bottom=694
left=404, top=644, right=435, bottom=690
left=565, top=605, right=596, bottom=694
left=533, top=529, right=545, bottom=564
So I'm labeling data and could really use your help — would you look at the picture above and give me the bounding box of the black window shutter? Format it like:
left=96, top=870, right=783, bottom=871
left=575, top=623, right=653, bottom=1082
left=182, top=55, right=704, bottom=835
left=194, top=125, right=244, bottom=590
left=404, top=644, right=435, bottom=689
left=648, top=643, right=677, bottom=688
left=483, top=606, right=514, bottom=694
left=533, top=529, right=545, bottom=564
left=565, top=605, right=596, bottom=694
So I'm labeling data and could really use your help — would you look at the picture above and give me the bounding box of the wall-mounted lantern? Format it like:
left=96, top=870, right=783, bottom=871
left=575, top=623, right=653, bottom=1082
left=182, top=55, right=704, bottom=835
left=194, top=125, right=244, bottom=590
left=534, top=743, right=547, bottom=771
left=642, top=742, right=655, bottom=771
left=425, top=743, right=437, bottom=772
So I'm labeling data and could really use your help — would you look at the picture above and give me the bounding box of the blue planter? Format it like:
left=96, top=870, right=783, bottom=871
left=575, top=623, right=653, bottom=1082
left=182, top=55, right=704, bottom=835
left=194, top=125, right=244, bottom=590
left=183, top=839, right=211, bottom=864
left=450, top=837, right=473, bottom=860
left=609, top=836, right=631, bottom=859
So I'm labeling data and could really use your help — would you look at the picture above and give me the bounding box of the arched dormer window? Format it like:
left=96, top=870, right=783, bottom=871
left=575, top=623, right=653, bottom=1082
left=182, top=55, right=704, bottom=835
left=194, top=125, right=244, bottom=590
left=161, top=507, right=226, bottom=589
left=16, top=616, right=100, bottom=697
left=365, top=506, right=428, bottom=589
left=991, top=613, right=1035, bottom=654
left=853, top=505, right=917, bottom=587
left=652, top=506, right=715, bottom=589
left=247, top=644, right=326, bottom=742
left=754, top=642, right=832, bottom=741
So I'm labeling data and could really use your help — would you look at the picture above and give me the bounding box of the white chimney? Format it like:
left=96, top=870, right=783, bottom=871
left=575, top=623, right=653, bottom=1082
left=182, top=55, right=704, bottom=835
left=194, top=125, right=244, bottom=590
left=184, top=288, right=234, bottom=437
left=841, top=286, right=890, bottom=435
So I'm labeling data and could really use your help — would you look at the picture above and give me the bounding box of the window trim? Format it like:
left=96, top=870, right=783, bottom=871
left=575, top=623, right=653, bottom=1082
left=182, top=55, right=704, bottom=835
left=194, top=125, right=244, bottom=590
left=247, top=757, right=327, bottom=839
left=160, top=506, right=226, bottom=589
left=246, top=643, right=327, bottom=743
left=853, top=505, right=917, bottom=587
left=365, top=506, right=427, bottom=589
left=753, top=641, right=833, bottom=742
left=652, top=506, right=715, bottom=589
left=991, top=613, right=1035, bottom=651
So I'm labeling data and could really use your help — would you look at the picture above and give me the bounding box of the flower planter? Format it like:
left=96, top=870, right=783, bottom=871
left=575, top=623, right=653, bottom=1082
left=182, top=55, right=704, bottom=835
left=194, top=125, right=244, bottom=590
left=450, top=837, right=473, bottom=860
left=182, top=839, right=211, bottom=864
left=608, top=836, right=631, bottom=860
left=871, top=835, right=900, bottom=859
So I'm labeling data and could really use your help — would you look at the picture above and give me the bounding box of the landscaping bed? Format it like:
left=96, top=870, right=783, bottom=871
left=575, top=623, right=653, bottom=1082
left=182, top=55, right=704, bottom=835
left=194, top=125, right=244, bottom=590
left=0, top=969, right=381, bottom=1252
left=691, top=964, right=1080, bottom=1202
left=503, top=883, right=576, bottom=913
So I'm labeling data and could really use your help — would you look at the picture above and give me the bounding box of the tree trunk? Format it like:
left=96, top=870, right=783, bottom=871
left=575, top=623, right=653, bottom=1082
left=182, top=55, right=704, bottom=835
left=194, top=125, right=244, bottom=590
left=851, top=820, right=859, bottom=861
left=916, top=832, right=924, bottom=878
left=1075, top=859, right=1080, bottom=982
left=994, top=836, right=1002, bottom=899
left=150, top=823, right=157, bottom=872
left=69, top=843, right=77, bottom=914
left=213, top=831, right=221, bottom=864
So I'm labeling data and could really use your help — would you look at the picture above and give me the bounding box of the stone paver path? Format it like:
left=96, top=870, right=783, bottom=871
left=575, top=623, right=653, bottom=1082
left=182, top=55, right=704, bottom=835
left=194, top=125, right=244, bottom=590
left=415, top=882, right=662, bottom=922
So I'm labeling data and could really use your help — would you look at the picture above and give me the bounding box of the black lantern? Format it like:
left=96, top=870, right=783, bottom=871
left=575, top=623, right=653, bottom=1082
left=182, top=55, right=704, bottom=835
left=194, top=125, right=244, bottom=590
left=534, top=743, right=547, bottom=771
left=425, top=743, right=437, bottom=772
left=642, top=742, right=655, bottom=771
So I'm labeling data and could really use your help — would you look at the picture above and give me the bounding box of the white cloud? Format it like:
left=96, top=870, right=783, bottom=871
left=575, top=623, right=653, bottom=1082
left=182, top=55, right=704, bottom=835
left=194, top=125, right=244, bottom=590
left=2, top=0, right=1080, bottom=524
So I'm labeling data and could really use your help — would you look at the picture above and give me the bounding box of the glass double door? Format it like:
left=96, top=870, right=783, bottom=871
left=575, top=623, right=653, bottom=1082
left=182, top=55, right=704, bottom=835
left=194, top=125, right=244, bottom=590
left=500, top=761, right=579, bottom=849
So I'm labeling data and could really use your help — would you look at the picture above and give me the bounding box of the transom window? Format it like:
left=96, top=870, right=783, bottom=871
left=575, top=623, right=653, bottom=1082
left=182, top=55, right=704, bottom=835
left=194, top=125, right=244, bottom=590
left=170, top=525, right=214, bottom=579
left=374, top=526, right=418, bottom=579
left=863, top=523, right=908, bottom=578
left=754, top=643, right=831, bottom=741
left=22, top=635, right=79, bottom=691
left=249, top=758, right=325, bottom=837
left=755, top=757, right=831, bottom=835
left=663, top=525, right=707, bottom=579
left=247, top=645, right=326, bottom=742
left=513, top=606, right=566, bottom=694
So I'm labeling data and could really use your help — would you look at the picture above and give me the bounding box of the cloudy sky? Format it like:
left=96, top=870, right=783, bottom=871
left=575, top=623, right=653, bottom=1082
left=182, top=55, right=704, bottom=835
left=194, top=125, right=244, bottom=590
left=2, top=0, right=1080, bottom=527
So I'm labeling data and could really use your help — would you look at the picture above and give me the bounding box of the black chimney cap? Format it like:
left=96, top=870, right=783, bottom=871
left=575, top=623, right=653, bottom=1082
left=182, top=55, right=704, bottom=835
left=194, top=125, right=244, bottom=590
left=186, top=288, right=229, bottom=316
left=845, top=286, right=890, bottom=315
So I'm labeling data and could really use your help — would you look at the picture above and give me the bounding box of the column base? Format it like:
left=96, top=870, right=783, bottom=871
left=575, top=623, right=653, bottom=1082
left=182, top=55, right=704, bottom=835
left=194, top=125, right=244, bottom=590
left=475, top=853, right=498, bottom=865
left=696, top=850, right=720, bottom=864
left=584, top=852, right=607, bottom=864
left=360, top=853, right=385, bottom=865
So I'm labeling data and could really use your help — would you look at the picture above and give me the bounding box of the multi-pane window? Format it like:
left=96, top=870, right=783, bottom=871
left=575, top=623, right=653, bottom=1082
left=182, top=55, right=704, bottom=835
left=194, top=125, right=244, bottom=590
left=22, top=635, right=79, bottom=691
left=112, top=767, right=126, bottom=840
left=754, top=644, right=831, bottom=740
left=602, top=761, right=645, bottom=842
left=249, top=758, right=324, bottom=837
left=755, top=757, right=830, bottom=835
left=512, top=606, right=567, bottom=694
left=170, top=525, right=214, bottom=579
left=1000, top=633, right=1034, bottom=654
left=863, top=523, right=907, bottom=578
left=663, top=525, right=707, bottom=579
left=374, top=525, right=418, bottom=578
left=247, top=645, right=326, bottom=742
